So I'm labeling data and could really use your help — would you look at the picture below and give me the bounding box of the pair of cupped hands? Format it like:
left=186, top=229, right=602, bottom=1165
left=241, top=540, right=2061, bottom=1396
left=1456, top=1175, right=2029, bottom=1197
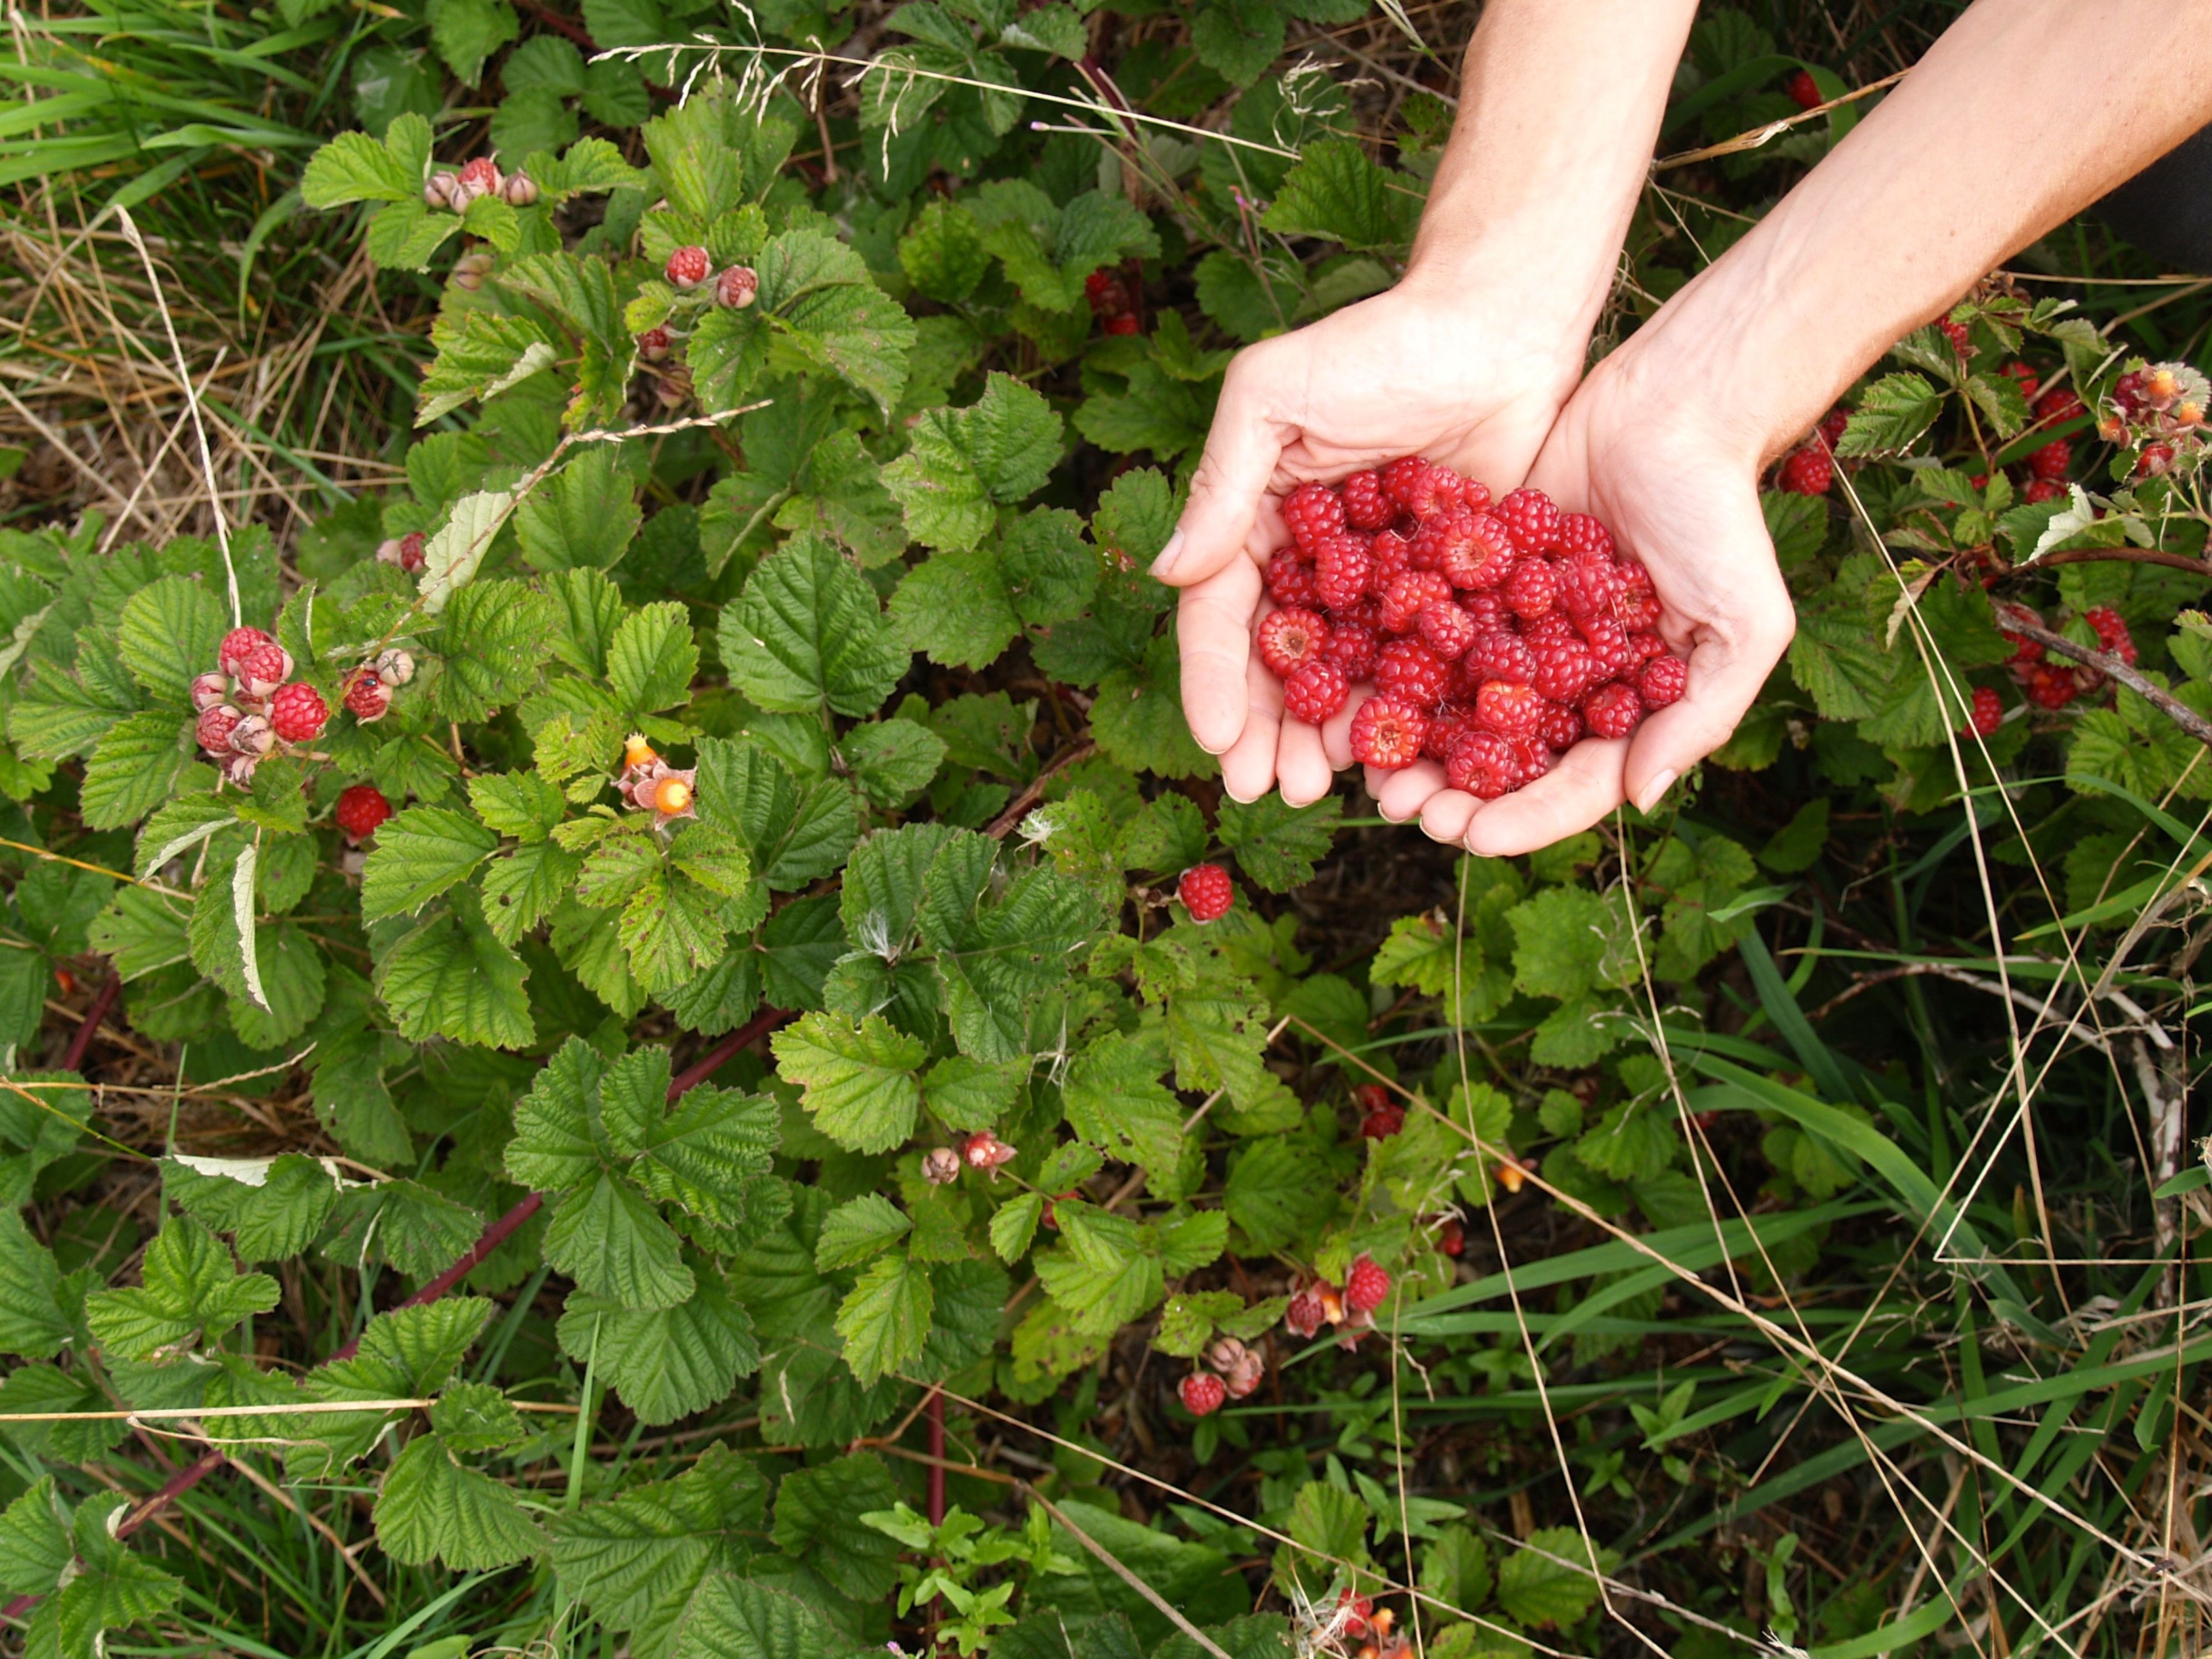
left=1153, top=265, right=1798, bottom=857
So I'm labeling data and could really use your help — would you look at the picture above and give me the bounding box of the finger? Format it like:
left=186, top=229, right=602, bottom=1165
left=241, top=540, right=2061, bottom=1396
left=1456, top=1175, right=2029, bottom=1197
left=1275, top=716, right=1334, bottom=806
left=1176, top=558, right=1265, bottom=756
left=1624, top=578, right=1794, bottom=813
left=1322, top=684, right=1371, bottom=771
left=1218, top=647, right=1285, bottom=803
left=1463, top=738, right=1631, bottom=856
left=1418, top=788, right=1480, bottom=844
left=1154, top=348, right=1286, bottom=586
left=1374, top=760, right=1449, bottom=823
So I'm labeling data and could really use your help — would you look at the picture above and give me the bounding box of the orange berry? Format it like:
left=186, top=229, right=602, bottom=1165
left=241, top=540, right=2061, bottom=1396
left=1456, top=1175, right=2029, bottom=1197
left=624, top=733, right=657, bottom=769
left=652, top=777, right=693, bottom=815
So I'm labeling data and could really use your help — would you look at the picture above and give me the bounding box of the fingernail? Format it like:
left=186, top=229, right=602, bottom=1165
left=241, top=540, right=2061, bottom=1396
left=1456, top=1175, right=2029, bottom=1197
left=1636, top=769, right=1678, bottom=814
left=1149, top=530, right=1187, bottom=580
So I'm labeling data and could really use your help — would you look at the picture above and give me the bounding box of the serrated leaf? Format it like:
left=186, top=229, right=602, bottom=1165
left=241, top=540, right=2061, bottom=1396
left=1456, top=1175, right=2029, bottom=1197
left=360, top=805, right=497, bottom=922
left=770, top=1012, right=926, bottom=1154
left=771, top=1452, right=900, bottom=1600
left=375, top=890, right=535, bottom=1048
left=417, top=310, right=558, bottom=425
left=516, top=445, right=641, bottom=571
left=83, top=1216, right=279, bottom=1359
left=302, top=117, right=428, bottom=206
left=716, top=533, right=908, bottom=717
left=374, top=1433, right=542, bottom=1570
left=1063, top=1031, right=1183, bottom=1172
left=1496, top=1528, right=1605, bottom=1629
left=834, top=1252, right=933, bottom=1384
left=116, top=576, right=228, bottom=704
left=814, top=1194, right=912, bottom=1271
left=1260, top=138, right=1418, bottom=251
left=884, top=373, right=1063, bottom=552
left=419, top=489, right=515, bottom=612
left=1836, top=373, right=1942, bottom=457
left=79, top=711, right=190, bottom=830
left=607, top=600, right=699, bottom=713
left=558, top=1273, right=760, bottom=1425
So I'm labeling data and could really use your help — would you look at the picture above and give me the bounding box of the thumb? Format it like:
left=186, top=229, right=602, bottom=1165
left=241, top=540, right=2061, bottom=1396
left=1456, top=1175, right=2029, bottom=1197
left=1152, top=350, right=1286, bottom=588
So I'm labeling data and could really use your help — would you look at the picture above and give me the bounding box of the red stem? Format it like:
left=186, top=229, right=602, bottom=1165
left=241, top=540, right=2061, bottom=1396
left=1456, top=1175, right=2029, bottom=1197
left=62, top=975, right=120, bottom=1073
left=926, top=1389, right=945, bottom=1526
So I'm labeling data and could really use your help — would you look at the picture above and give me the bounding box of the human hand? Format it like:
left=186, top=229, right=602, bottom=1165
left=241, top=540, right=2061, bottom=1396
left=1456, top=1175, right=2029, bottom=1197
left=1153, top=276, right=1585, bottom=806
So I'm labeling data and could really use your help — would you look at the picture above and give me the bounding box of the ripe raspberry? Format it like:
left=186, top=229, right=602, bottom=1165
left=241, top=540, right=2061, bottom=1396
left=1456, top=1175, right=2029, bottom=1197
left=1778, top=445, right=1833, bottom=495
left=1282, top=481, right=1345, bottom=553
left=962, top=1130, right=1016, bottom=1171
left=1783, top=68, right=1820, bottom=109
left=1446, top=729, right=1517, bottom=798
left=1433, top=512, right=1516, bottom=590
left=1349, top=696, right=1428, bottom=769
left=1370, top=529, right=1416, bottom=591
left=1474, top=680, right=1545, bottom=739
left=1374, top=639, right=1449, bottom=705
left=1492, top=488, right=1562, bottom=552
left=344, top=673, right=392, bottom=723
left=1502, top=556, right=1559, bottom=621
left=1439, top=1217, right=1465, bottom=1256
left=1459, top=590, right=1504, bottom=634
left=335, top=783, right=393, bottom=842
left=2136, top=442, right=2177, bottom=478
left=1282, top=659, right=1349, bottom=724
left=2001, top=360, right=2040, bottom=403
left=1994, top=603, right=2044, bottom=663
left=1379, top=571, right=1452, bottom=634
left=1540, top=701, right=1584, bottom=751
left=195, top=703, right=241, bottom=756
left=2085, top=606, right=2137, bottom=665
left=1820, top=406, right=1851, bottom=447
left=1312, top=533, right=1372, bottom=611
left=218, top=626, right=277, bottom=678
left=268, top=683, right=329, bottom=744
left=1344, top=1255, right=1389, bottom=1313
left=1557, top=550, right=1622, bottom=619
left=1417, top=600, right=1478, bottom=661
left=1324, top=621, right=1379, bottom=682
left=188, top=672, right=229, bottom=712
left=665, top=245, right=710, bottom=289
left=1964, top=685, right=2003, bottom=737
left=396, top=531, right=426, bottom=573
left=1629, top=630, right=1668, bottom=664
left=1340, top=469, right=1393, bottom=532
left=2114, top=369, right=2149, bottom=413
left=232, top=638, right=293, bottom=699
left=1178, top=863, right=1234, bottom=922
left=1433, top=468, right=1485, bottom=513
left=1580, top=615, right=1635, bottom=681
left=1615, top=560, right=1660, bottom=630
left=2025, top=663, right=2077, bottom=709
left=1937, top=316, right=1971, bottom=358
left=2027, top=438, right=2071, bottom=481
left=1556, top=513, right=1615, bottom=561
left=1528, top=638, right=1593, bottom=703
left=1513, top=737, right=1553, bottom=783
left=1103, top=314, right=1141, bottom=336
left=1257, top=607, right=1330, bottom=676
left=1083, top=268, right=1118, bottom=310
left=1381, top=455, right=1437, bottom=516
left=2035, top=386, right=2087, bottom=424
left=1179, top=1372, right=1225, bottom=1416
left=1582, top=681, right=1644, bottom=739
left=1355, top=1082, right=1392, bottom=1113
left=2024, top=478, right=2066, bottom=504
left=1284, top=1286, right=1328, bottom=1339
left=1639, top=655, right=1687, bottom=708
left=1460, top=630, right=1536, bottom=688
left=1336, top=1591, right=1375, bottom=1639
left=713, top=265, right=758, bottom=309
left=1264, top=548, right=1318, bottom=608
left=1422, top=699, right=1475, bottom=762
left=1359, top=1098, right=1405, bottom=1138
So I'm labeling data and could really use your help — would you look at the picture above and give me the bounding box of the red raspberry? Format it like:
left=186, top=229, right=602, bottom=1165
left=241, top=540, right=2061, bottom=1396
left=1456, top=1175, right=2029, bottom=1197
left=2136, top=442, right=2177, bottom=478
left=1179, top=1372, right=1226, bottom=1416
left=1340, top=469, right=1393, bottom=532
left=1312, top=533, right=1372, bottom=611
left=218, top=626, right=277, bottom=678
left=344, top=673, right=392, bottom=723
left=1422, top=699, right=1475, bottom=762
left=1349, top=696, right=1428, bottom=769
left=2023, top=478, right=2066, bottom=504
left=269, top=682, right=329, bottom=744
left=1784, top=68, right=1820, bottom=109
left=189, top=672, right=229, bottom=711
left=1557, top=550, right=1622, bottom=619
left=1460, top=630, right=1535, bottom=688
left=1582, top=681, right=1643, bottom=739
left=1492, top=488, right=1562, bottom=552
left=1282, top=659, right=1349, bottom=724
left=456, top=156, right=501, bottom=199
left=1284, top=1286, right=1328, bottom=1339
left=1628, top=630, right=1668, bottom=664
left=1964, top=685, right=2003, bottom=737
left=1282, top=481, right=1345, bottom=553
left=1459, top=590, right=1504, bottom=634
left=1474, top=680, right=1545, bottom=739
left=1778, top=445, right=1833, bottom=495
left=396, top=531, right=427, bottom=573
left=665, top=245, right=710, bottom=289
left=2000, top=361, right=2040, bottom=403
left=1502, top=556, right=1559, bottom=621
left=1417, top=600, right=1478, bottom=661
left=1336, top=1590, right=1375, bottom=1639
left=1556, top=513, right=1615, bottom=560
left=1528, top=638, right=1593, bottom=703
left=1263, top=548, right=1318, bottom=608
left=195, top=703, right=241, bottom=756
left=1324, top=621, right=1379, bottom=682
left=1374, top=638, right=1449, bottom=705
left=1084, top=268, right=1117, bottom=309
left=1433, top=468, right=1485, bottom=513
left=637, top=325, right=672, bottom=361
left=1381, top=455, right=1437, bottom=516
left=1435, top=513, right=1516, bottom=590
left=2025, top=663, right=2077, bottom=709
left=335, top=783, right=393, bottom=842
left=1580, top=615, right=1635, bottom=680
left=1616, top=560, right=1660, bottom=626
left=1379, top=571, right=1453, bottom=634
left=1355, top=1083, right=1392, bottom=1113
left=2028, top=438, right=2071, bottom=481
left=1344, top=1255, right=1389, bottom=1313
left=1513, top=737, right=1553, bottom=783
left=1541, top=702, right=1584, bottom=751
left=713, top=265, right=758, bottom=309
left=2113, top=369, right=2149, bottom=414
left=1439, top=1218, right=1465, bottom=1256
left=1446, top=729, right=1517, bottom=798
left=2085, top=606, right=2137, bottom=665
left=232, top=638, right=293, bottom=699
left=1178, top=863, right=1233, bottom=922
left=2035, top=385, right=2087, bottom=425
left=1359, top=1099, right=1405, bottom=1138
left=1103, top=314, right=1140, bottom=336
left=1256, top=607, right=1329, bottom=676
left=1370, top=529, right=1416, bottom=591
left=963, top=1130, right=1017, bottom=1171
left=1994, top=603, right=2043, bottom=663
left=1938, top=316, right=1971, bottom=358
left=1639, top=655, right=1687, bottom=708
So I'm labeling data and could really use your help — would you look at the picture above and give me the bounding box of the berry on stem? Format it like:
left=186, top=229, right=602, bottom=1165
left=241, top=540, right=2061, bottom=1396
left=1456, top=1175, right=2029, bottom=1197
left=1178, top=863, right=1234, bottom=922
left=1963, top=686, right=2004, bottom=738
left=269, top=683, right=329, bottom=744
left=335, top=783, right=393, bottom=842
left=1344, top=1255, right=1389, bottom=1314
left=1783, top=68, right=1820, bottom=109
left=1778, top=445, right=1833, bottom=495
left=665, top=245, right=711, bottom=289
left=1179, top=1372, right=1226, bottom=1416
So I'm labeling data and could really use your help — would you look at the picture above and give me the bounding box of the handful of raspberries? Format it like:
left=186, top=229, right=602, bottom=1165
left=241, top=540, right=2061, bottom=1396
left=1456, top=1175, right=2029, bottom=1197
left=1258, top=458, right=1683, bottom=800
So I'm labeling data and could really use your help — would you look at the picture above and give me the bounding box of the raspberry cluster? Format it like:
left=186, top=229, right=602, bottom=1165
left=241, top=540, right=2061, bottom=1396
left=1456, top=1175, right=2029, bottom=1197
left=1282, top=1254, right=1391, bottom=1349
left=190, top=628, right=326, bottom=787
left=2104, top=361, right=2207, bottom=480
left=1084, top=266, right=1141, bottom=336
left=629, top=251, right=760, bottom=363
left=1993, top=600, right=2135, bottom=712
left=1259, top=460, right=1684, bottom=796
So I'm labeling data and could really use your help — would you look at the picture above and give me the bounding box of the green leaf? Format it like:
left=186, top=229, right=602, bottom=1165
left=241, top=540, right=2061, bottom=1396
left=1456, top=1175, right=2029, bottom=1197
left=1063, top=1031, right=1183, bottom=1173
left=375, top=1433, right=541, bottom=1570
left=26, top=1493, right=182, bottom=1659
left=1260, top=138, right=1418, bottom=250
left=417, top=310, right=558, bottom=424
left=436, top=579, right=556, bottom=722
left=884, top=373, right=1064, bottom=552
left=1837, top=373, right=1943, bottom=456
left=544, top=1174, right=693, bottom=1311
left=375, top=890, right=535, bottom=1048
left=429, top=0, right=518, bottom=83
left=361, top=805, right=497, bottom=922
left=1217, top=794, right=1340, bottom=890
left=83, top=1216, right=279, bottom=1359
left=163, top=1153, right=342, bottom=1263
left=1507, top=886, right=1635, bottom=1002
left=815, top=1194, right=913, bottom=1271
left=839, top=718, right=947, bottom=810
left=1496, top=1528, right=1605, bottom=1629
left=771, top=1452, right=901, bottom=1600
left=79, top=711, right=190, bottom=830
left=0, top=1212, right=70, bottom=1358
left=666, top=1574, right=847, bottom=1659
left=418, top=487, right=516, bottom=613
left=302, top=116, right=428, bottom=206
left=717, top=533, right=908, bottom=717
left=0, top=1478, right=70, bottom=1598
left=116, top=576, right=227, bottom=704
left=516, top=445, right=642, bottom=571
left=695, top=735, right=859, bottom=888
left=834, top=1252, right=933, bottom=1383
left=771, top=1012, right=926, bottom=1154
left=558, top=1273, right=760, bottom=1425
left=607, top=600, right=699, bottom=713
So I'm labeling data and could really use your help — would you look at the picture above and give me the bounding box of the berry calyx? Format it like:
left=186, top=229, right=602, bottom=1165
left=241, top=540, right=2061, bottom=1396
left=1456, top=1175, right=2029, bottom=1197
left=1964, top=686, right=2004, bottom=738
left=268, top=683, right=329, bottom=744
left=922, top=1147, right=961, bottom=1185
left=188, top=672, right=229, bottom=712
left=665, top=245, right=711, bottom=289
left=1344, top=1255, right=1389, bottom=1314
left=1178, top=863, right=1234, bottom=922
left=335, top=783, right=393, bottom=842
left=1179, top=1372, right=1226, bottom=1416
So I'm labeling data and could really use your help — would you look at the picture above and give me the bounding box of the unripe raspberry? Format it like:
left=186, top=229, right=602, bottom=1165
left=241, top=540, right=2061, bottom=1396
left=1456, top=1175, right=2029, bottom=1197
left=1344, top=1255, right=1389, bottom=1313
left=1556, top=513, right=1615, bottom=561
left=1179, top=1372, right=1225, bottom=1416
left=232, top=640, right=293, bottom=699
left=1528, top=638, right=1592, bottom=704
left=1937, top=316, right=1971, bottom=358
left=1446, top=729, right=1517, bottom=798
left=652, top=776, right=694, bottom=816
left=2085, top=606, right=2137, bottom=665
left=714, top=265, right=758, bottom=309
left=1178, top=863, right=1234, bottom=922
left=1964, top=686, right=2003, bottom=738
left=2146, top=366, right=2182, bottom=408
left=2136, top=442, right=2177, bottom=478
left=1492, top=488, right=1562, bottom=552
left=1540, top=701, right=1584, bottom=751
left=1339, top=469, right=1393, bottom=531
left=1103, top=313, right=1141, bottom=336
left=196, top=703, right=242, bottom=755
left=373, top=649, right=417, bottom=687
left=1256, top=607, right=1329, bottom=677
left=1282, top=659, right=1349, bottom=724
left=1263, top=548, right=1319, bottom=608
left=1582, top=681, right=1643, bottom=740
left=922, top=1147, right=961, bottom=1185
left=1221, top=1347, right=1265, bottom=1399
left=962, top=1130, right=1017, bottom=1172
left=1312, top=533, right=1372, bottom=612
left=638, top=326, right=673, bottom=362
left=1374, top=638, right=1448, bottom=705
left=451, top=250, right=494, bottom=291
left=335, top=783, right=393, bottom=842
left=1783, top=67, right=1820, bottom=109
left=1778, top=445, right=1833, bottom=496
left=1502, top=556, right=1559, bottom=621
left=189, top=672, right=230, bottom=712
left=1381, top=454, right=1437, bottom=516
left=1379, top=571, right=1452, bottom=634
left=1284, top=1284, right=1330, bottom=1338
left=1434, top=513, right=1516, bottom=591
left=1416, top=600, right=1478, bottom=661
left=1474, top=680, right=1546, bottom=740
left=344, top=673, right=392, bottom=723
left=1323, top=621, right=1378, bottom=682
left=228, top=712, right=275, bottom=757
left=455, top=156, right=501, bottom=203
left=1438, top=1217, right=1465, bottom=1256
left=623, top=733, right=659, bottom=771
left=424, top=172, right=457, bottom=209
left=218, top=626, right=278, bottom=678
left=269, top=683, right=329, bottom=744
left=665, top=245, right=711, bottom=289
left=1282, top=480, right=1345, bottom=553
left=1349, top=695, right=1428, bottom=769
left=1460, top=630, right=1535, bottom=688
left=1639, top=655, right=1687, bottom=708
left=2177, top=402, right=2204, bottom=428
left=2035, top=385, right=2086, bottom=424
left=2023, top=478, right=2066, bottom=504
left=2027, top=438, right=2071, bottom=481
left=501, top=170, right=539, bottom=207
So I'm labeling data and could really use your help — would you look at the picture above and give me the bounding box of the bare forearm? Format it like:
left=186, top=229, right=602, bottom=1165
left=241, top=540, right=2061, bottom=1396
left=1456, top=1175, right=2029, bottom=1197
left=1624, top=0, right=2212, bottom=459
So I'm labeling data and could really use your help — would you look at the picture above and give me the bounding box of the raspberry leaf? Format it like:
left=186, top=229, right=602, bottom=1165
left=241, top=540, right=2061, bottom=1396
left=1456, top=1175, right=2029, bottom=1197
left=771, top=1012, right=926, bottom=1155
left=884, top=373, right=1064, bottom=552
left=373, top=890, right=534, bottom=1048
left=1261, top=138, right=1420, bottom=251
left=1216, top=794, right=1342, bottom=892
left=117, top=577, right=227, bottom=705
left=301, top=114, right=431, bottom=207
left=373, top=1433, right=542, bottom=1571
left=556, top=1273, right=760, bottom=1425
left=1496, top=1528, right=1610, bottom=1630
left=1836, top=373, right=1943, bottom=457
left=418, top=489, right=516, bottom=613
left=838, top=719, right=947, bottom=811
left=162, top=1153, right=342, bottom=1263
left=0, top=1212, right=71, bottom=1359
left=361, top=805, right=497, bottom=922
left=833, top=1252, right=933, bottom=1385
left=1063, top=1031, right=1183, bottom=1174
left=418, top=311, right=558, bottom=424
left=78, top=712, right=193, bottom=831
left=716, top=533, right=908, bottom=718
left=695, top=735, right=860, bottom=888
left=83, top=1216, right=279, bottom=1359
left=814, top=1194, right=912, bottom=1273
left=606, top=600, right=699, bottom=714
left=516, top=448, right=642, bottom=572
left=771, top=1452, right=901, bottom=1599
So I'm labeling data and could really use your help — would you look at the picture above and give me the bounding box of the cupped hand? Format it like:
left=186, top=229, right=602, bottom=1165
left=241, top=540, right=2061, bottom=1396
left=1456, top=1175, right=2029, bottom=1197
left=1370, top=348, right=1798, bottom=855
left=1153, top=275, right=1585, bottom=806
